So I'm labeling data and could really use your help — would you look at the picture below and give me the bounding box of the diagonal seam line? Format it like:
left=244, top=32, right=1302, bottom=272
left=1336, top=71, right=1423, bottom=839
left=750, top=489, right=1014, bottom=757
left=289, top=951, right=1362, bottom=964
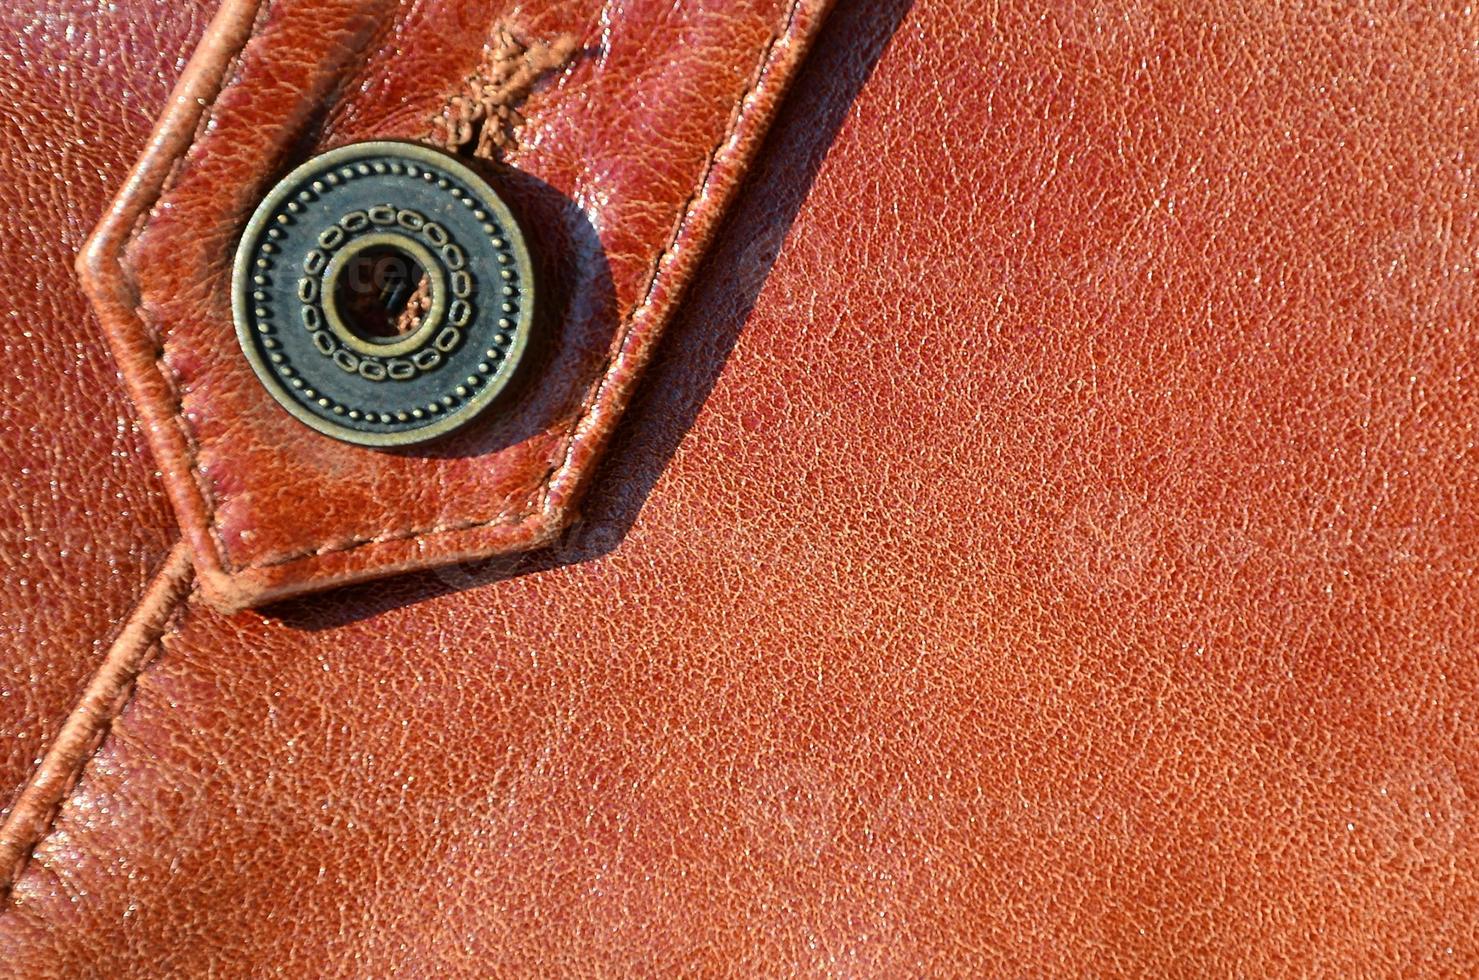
left=0, top=541, right=195, bottom=903
left=83, top=0, right=829, bottom=595
left=0, top=1, right=839, bottom=906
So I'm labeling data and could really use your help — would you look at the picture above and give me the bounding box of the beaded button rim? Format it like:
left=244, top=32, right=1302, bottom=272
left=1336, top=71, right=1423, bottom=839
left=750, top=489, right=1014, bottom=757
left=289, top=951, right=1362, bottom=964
left=231, top=140, right=535, bottom=448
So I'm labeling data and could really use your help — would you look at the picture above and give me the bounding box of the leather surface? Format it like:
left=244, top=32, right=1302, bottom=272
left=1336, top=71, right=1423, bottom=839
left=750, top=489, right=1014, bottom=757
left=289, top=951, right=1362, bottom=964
left=3, top=0, right=1478, bottom=974
left=86, top=0, right=832, bottom=611
left=0, top=1, right=215, bottom=819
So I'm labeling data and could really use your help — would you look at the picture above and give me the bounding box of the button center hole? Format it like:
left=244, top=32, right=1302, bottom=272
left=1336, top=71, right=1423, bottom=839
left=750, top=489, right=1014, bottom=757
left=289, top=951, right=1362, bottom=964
left=334, top=244, right=431, bottom=342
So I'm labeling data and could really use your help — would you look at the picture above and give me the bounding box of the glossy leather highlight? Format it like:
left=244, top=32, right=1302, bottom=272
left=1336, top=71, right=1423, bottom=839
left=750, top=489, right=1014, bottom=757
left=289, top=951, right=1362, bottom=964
left=81, top=0, right=832, bottom=611
left=1, top=0, right=1476, bottom=974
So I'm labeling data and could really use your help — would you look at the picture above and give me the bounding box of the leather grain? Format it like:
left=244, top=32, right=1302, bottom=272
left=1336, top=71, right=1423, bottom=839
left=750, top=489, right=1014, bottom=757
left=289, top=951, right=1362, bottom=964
left=0, top=0, right=215, bottom=819
left=85, top=0, right=832, bottom=610
left=3, top=0, right=1477, bottom=974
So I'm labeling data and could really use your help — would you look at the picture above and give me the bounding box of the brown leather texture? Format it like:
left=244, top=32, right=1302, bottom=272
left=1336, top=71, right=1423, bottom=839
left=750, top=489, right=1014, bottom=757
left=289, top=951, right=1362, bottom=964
left=84, top=0, right=832, bottom=612
left=3, top=0, right=1478, bottom=975
left=0, top=2, right=215, bottom=821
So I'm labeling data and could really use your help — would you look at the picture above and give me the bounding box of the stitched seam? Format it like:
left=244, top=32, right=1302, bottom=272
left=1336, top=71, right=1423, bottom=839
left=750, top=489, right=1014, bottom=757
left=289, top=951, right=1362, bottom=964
left=248, top=509, right=542, bottom=568
left=128, top=0, right=273, bottom=572
left=534, top=0, right=803, bottom=517
left=146, top=321, right=235, bottom=569
left=0, top=635, right=177, bottom=899
left=141, top=0, right=804, bottom=574
left=0, top=0, right=804, bottom=907
left=246, top=8, right=804, bottom=570
left=245, top=2, right=806, bottom=569
left=0, top=545, right=196, bottom=904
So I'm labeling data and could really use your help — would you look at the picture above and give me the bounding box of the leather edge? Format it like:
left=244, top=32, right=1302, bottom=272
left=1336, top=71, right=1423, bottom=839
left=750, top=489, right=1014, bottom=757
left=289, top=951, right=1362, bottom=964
left=77, top=0, right=268, bottom=605
left=82, top=0, right=835, bottom=613
left=0, top=543, right=196, bottom=901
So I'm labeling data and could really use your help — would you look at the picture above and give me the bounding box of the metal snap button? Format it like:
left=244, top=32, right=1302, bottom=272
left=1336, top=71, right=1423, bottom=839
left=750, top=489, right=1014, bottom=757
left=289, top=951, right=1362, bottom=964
left=232, top=141, right=534, bottom=447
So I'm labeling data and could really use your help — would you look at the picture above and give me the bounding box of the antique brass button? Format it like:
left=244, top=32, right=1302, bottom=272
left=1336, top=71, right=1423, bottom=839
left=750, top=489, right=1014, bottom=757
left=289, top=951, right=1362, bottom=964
left=232, top=141, right=534, bottom=447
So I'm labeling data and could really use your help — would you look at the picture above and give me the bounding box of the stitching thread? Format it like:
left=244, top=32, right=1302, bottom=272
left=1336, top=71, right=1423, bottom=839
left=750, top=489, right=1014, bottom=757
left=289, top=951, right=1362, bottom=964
left=135, top=1, right=804, bottom=575
left=0, top=0, right=810, bottom=909
left=430, top=28, right=581, bottom=159
left=133, top=0, right=274, bottom=572
left=389, top=30, right=581, bottom=334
